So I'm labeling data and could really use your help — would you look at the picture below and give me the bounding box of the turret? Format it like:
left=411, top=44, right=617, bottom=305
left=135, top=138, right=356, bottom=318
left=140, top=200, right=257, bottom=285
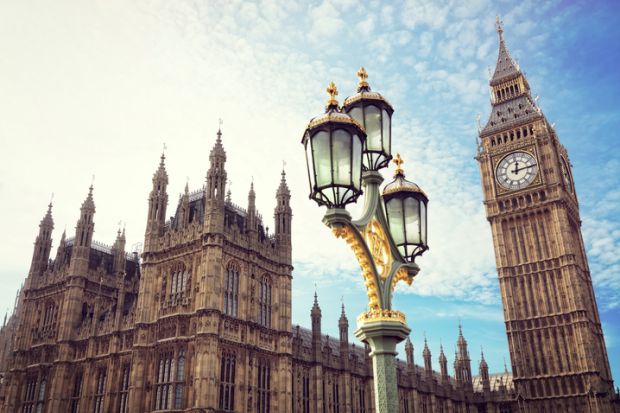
left=145, top=153, right=168, bottom=251
left=480, top=349, right=490, bottom=392
left=455, top=323, right=473, bottom=388
left=339, top=303, right=348, bottom=346
left=274, top=169, right=292, bottom=251
left=204, top=128, right=227, bottom=233
left=54, top=230, right=67, bottom=271
left=112, top=227, right=126, bottom=275
left=206, top=129, right=227, bottom=203
left=423, top=337, right=432, bottom=377
left=439, top=344, right=449, bottom=384
left=70, top=186, right=95, bottom=274
left=247, top=182, right=257, bottom=232
left=405, top=336, right=414, bottom=369
left=311, top=292, right=322, bottom=360
left=29, top=202, right=54, bottom=277
left=179, top=181, right=190, bottom=228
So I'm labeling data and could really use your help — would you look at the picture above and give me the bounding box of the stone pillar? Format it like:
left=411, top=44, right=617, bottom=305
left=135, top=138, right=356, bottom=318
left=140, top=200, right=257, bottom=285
left=355, top=319, right=410, bottom=413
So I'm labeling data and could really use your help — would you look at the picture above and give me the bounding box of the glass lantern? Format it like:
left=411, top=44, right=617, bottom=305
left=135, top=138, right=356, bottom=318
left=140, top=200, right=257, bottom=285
left=343, top=68, right=394, bottom=171
left=302, top=82, right=367, bottom=209
left=382, top=154, right=428, bottom=261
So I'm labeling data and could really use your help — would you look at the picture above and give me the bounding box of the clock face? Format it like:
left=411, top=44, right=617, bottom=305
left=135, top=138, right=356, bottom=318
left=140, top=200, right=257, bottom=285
left=560, top=157, right=573, bottom=193
left=496, top=151, right=539, bottom=191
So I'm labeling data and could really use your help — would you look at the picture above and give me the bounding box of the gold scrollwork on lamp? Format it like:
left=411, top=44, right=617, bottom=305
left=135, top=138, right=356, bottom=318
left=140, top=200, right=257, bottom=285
left=332, top=226, right=380, bottom=310
left=364, top=218, right=391, bottom=280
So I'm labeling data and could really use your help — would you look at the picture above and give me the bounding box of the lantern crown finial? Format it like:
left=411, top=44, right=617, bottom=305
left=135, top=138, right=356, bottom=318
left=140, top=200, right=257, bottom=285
left=357, top=67, right=369, bottom=90
left=326, top=82, right=339, bottom=109
left=393, top=153, right=405, bottom=177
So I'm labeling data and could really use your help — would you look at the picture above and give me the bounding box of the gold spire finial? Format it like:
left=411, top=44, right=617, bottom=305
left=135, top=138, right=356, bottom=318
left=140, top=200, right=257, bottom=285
left=326, top=82, right=339, bottom=107
left=393, top=153, right=405, bottom=177
left=357, top=67, right=369, bottom=89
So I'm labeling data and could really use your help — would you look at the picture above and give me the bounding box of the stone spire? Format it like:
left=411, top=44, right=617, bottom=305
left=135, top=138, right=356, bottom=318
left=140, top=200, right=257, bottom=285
left=457, top=321, right=468, bottom=356
left=145, top=152, right=168, bottom=250
left=112, top=226, right=126, bottom=274
left=423, top=337, right=432, bottom=376
left=480, top=348, right=490, bottom=391
left=481, top=19, right=539, bottom=137
left=247, top=181, right=257, bottom=231
left=274, top=167, right=292, bottom=259
left=439, top=343, right=449, bottom=383
left=405, top=336, right=414, bottom=368
left=339, top=302, right=348, bottom=345
left=455, top=322, right=473, bottom=389
left=54, top=229, right=66, bottom=271
left=29, top=202, right=55, bottom=277
left=71, top=185, right=96, bottom=273
left=490, top=16, right=520, bottom=86
left=206, top=128, right=227, bottom=203
left=311, top=291, right=322, bottom=360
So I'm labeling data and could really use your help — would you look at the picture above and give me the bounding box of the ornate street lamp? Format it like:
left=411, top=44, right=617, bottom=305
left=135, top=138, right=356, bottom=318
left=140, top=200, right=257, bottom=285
left=302, top=70, right=429, bottom=413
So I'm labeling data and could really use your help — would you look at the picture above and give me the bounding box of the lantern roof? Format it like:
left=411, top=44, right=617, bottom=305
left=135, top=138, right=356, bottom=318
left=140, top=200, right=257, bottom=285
left=343, top=67, right=393, bottom=111
left=383, top=154, right=427, bottom=198
left=303, top=82, right=365, bottom=135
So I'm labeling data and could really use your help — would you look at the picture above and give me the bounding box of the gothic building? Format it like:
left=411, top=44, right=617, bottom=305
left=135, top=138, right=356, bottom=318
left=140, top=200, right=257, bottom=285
left=0, top=125, right=515, bottom=413
left=476, top=19, right=618, bottom=412
left=0, top=20, right=618, bottom=413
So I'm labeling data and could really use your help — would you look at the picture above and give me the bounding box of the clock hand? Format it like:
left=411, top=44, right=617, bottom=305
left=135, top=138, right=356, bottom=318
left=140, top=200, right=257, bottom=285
left=514, top=163, right=538, bottom=174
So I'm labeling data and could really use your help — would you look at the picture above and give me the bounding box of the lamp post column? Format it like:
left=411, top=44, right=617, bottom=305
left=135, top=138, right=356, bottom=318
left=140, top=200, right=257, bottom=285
left=355, top=319, right=410, bottom=413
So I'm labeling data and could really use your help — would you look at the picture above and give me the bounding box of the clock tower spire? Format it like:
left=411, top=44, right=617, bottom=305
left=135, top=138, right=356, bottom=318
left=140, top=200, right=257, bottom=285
left=477, top=20, right=614, bottom=412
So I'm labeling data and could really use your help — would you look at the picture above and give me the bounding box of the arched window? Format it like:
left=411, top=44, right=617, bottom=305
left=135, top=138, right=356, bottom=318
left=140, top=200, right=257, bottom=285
left=175, top=350, right=186, bottom=409
left=257, top=359, right=271, bottom=413
left=219, top=352, right=236, bottom=411
left=34, top=377, right=46, bottom=413
left=70, top=372, right=82, bottom=413
left=301, top=369, right=310, bottom=413
left=259, top=277, right=272, bottom=328
left=224, top=263, right=239, bottom=317
left=167, top=264, right=191, bottom=305
left=93, top=369, right=106, bottom=413
left=155, top=351, right=174, bottom=410
left=118, top=365, right=130, bottom=413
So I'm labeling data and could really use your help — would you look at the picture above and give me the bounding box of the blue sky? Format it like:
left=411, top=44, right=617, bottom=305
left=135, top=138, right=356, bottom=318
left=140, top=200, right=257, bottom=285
left=0, top=0, right=618, bottom=383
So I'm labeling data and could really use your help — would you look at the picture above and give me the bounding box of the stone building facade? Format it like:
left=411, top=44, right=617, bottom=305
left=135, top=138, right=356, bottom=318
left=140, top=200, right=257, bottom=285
left=0, top=20, right=618, bottom=413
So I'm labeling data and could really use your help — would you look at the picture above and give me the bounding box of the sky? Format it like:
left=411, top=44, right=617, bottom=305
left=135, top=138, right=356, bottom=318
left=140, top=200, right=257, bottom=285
left=1, top=0, right=619, bottom=382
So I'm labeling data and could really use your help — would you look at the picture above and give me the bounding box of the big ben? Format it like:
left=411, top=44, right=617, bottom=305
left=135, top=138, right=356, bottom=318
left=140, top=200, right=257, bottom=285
left=477, top=18, right=615, bottom=412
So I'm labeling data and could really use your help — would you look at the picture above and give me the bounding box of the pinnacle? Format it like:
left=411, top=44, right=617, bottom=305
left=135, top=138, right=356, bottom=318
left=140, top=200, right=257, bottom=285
left=81, top=184, right=96, bottom=211
left=490, top=18, right=520, bottom=86
left=40, top=201, right=54, bottom=228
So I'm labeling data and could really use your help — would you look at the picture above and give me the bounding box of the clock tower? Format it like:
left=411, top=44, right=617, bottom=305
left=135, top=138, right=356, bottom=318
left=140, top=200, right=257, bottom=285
left=476, top=19, right=615, bottom=412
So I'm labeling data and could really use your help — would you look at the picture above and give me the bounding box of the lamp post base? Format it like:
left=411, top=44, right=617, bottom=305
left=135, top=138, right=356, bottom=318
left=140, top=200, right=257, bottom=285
left=355, top=318, right=410, bottom=413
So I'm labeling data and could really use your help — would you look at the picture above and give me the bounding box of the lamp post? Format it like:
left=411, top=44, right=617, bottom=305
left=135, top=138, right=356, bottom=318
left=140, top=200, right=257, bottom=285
left=302, top=69, right=428, bottom=413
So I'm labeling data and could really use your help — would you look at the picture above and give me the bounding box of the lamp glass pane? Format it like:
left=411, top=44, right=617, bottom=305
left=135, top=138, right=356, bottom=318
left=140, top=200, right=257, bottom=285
left=349, top=107, right=363, bottom=127
left=332, top=129, right=352, bottom=185
left=304, top=137, right=315, bottom=189
left=421, top=200, right=427, bottom=245
left=352, top=134, right=362, bottom=190
left=382, top=109, right=391, bottom=154
left=364, top=105, right=382, bottom=150
left=404, top=197, right=421, bottom=244
left=312, top=131, right=331, bottom=187
left=386, top=198, right=405, bottom=245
